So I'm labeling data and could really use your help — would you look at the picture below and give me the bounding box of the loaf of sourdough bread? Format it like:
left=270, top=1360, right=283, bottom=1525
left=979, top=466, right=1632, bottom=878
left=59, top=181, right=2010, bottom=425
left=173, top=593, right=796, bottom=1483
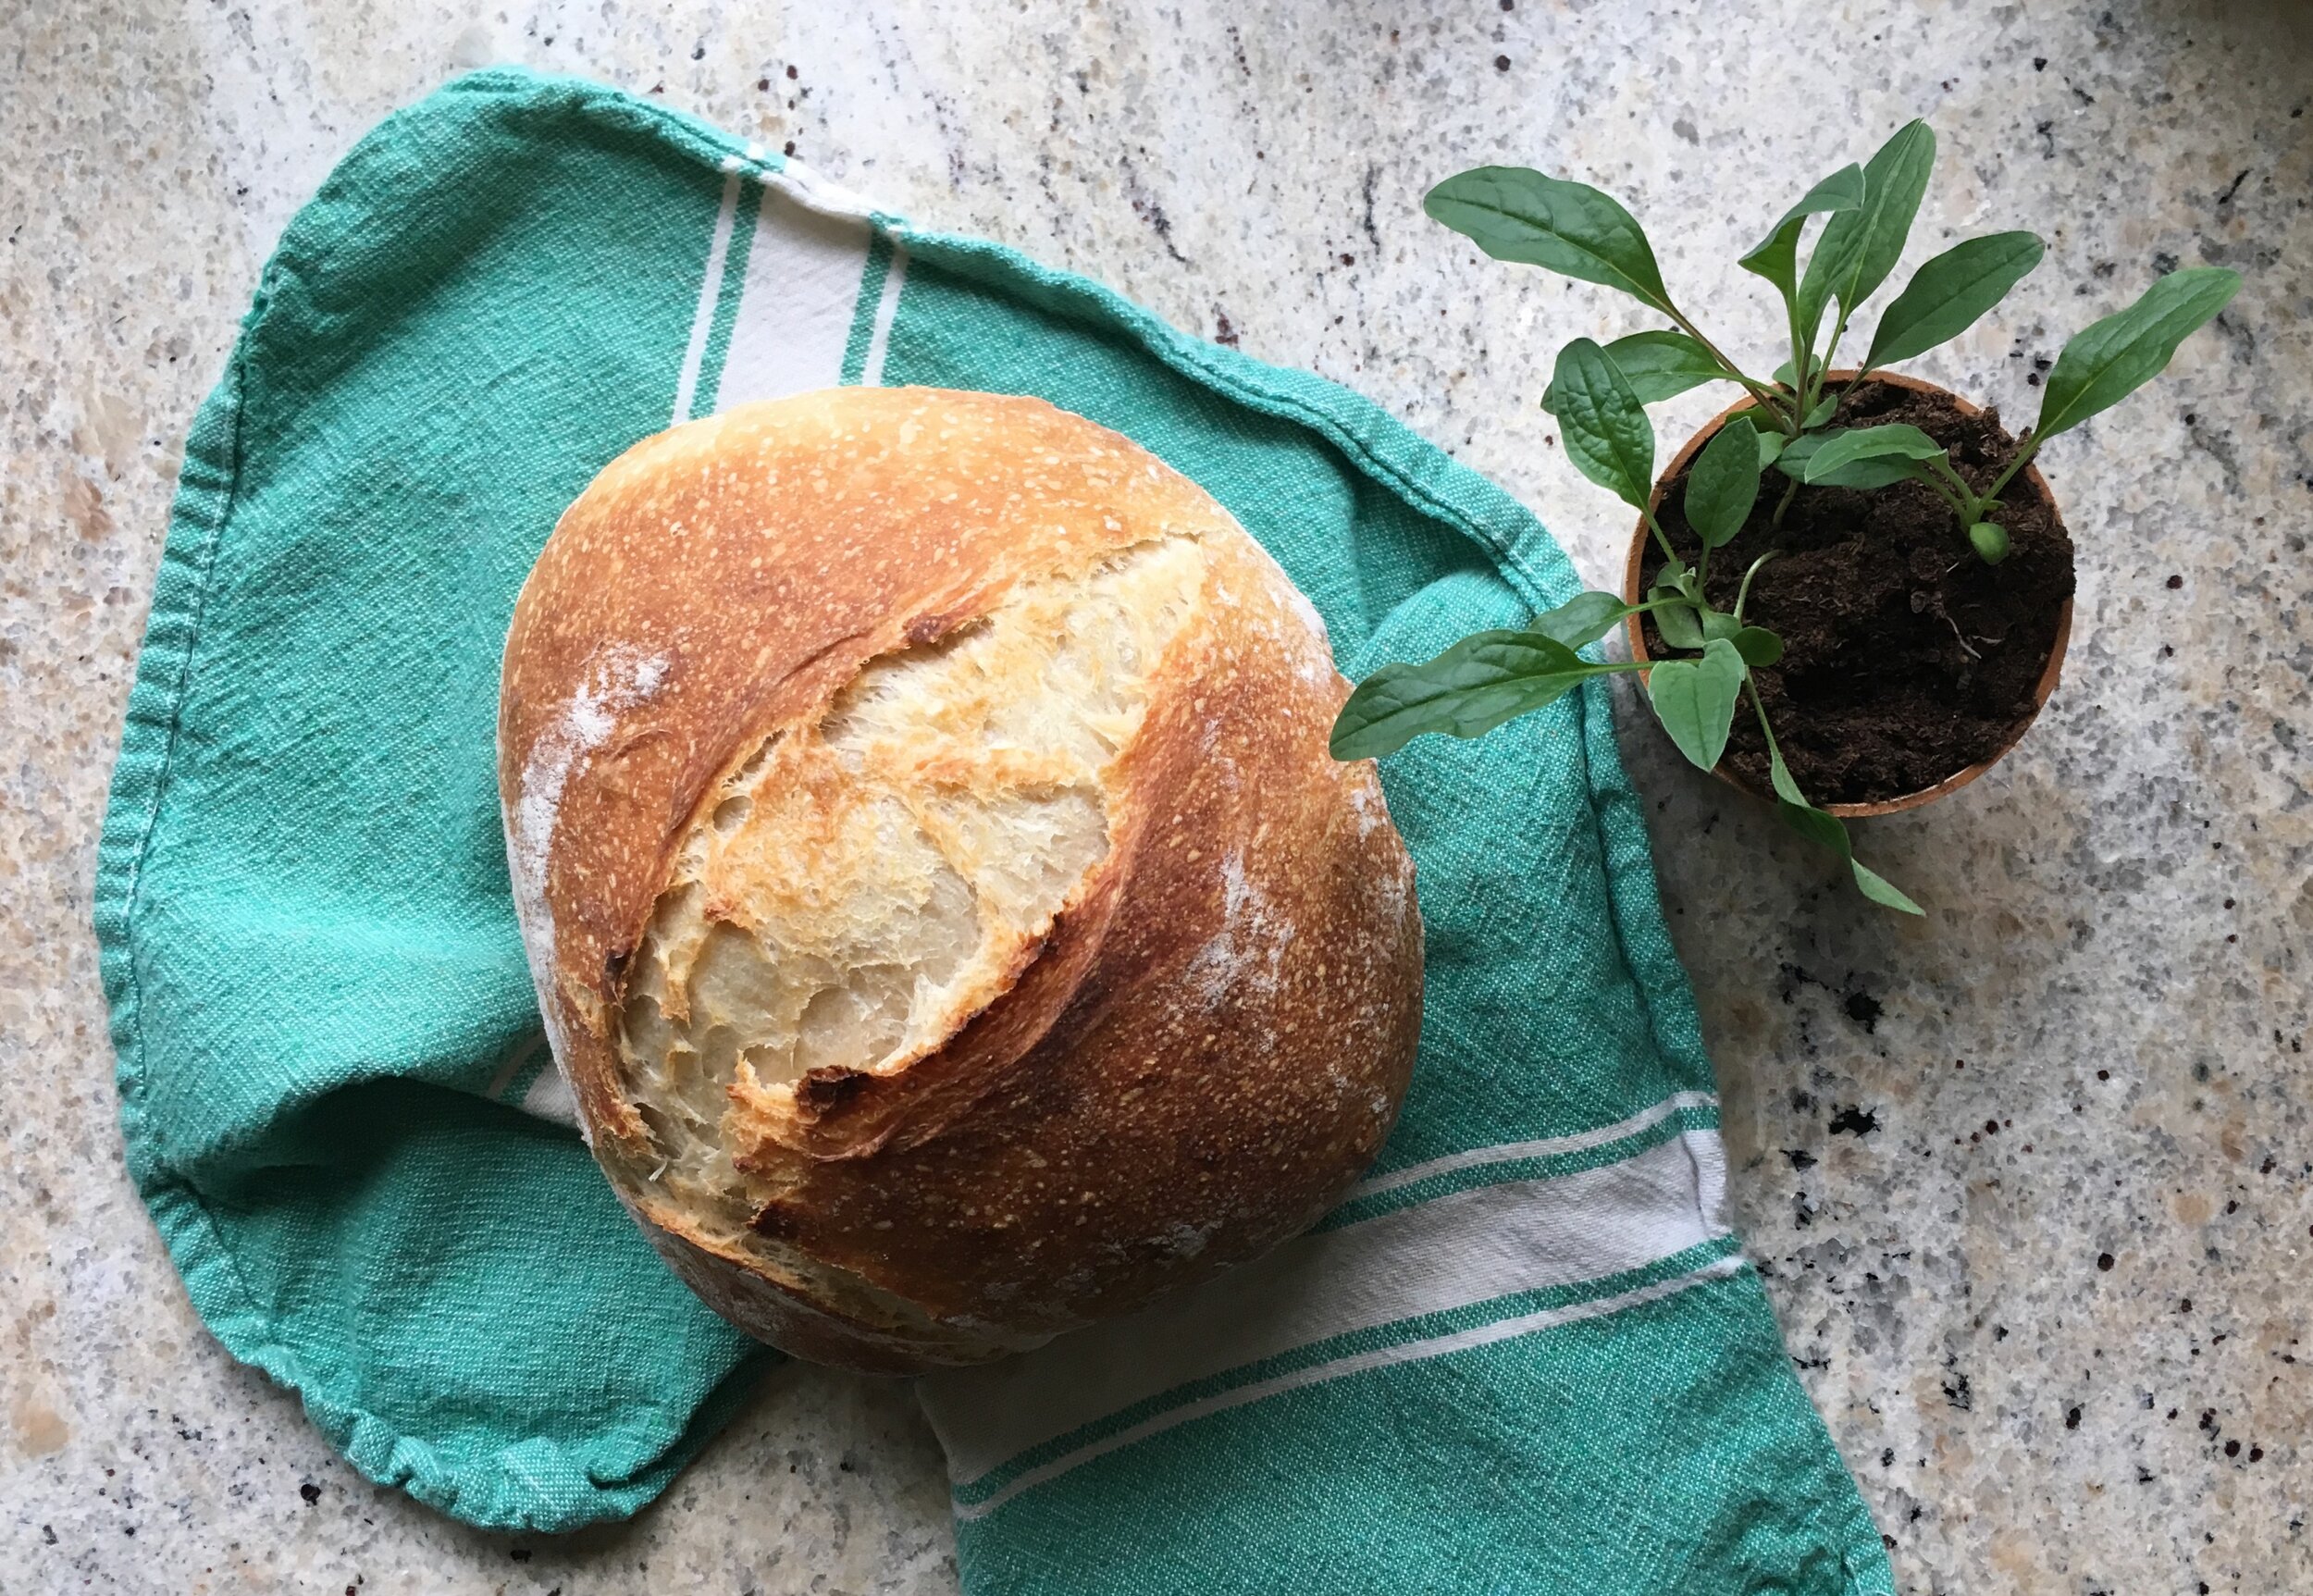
left=498, top=387, right=1421, bottom=1371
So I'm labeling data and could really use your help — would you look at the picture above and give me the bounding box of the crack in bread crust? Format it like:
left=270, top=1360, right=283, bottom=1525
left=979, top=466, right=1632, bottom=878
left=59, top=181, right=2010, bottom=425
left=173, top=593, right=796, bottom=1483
left=617, top=538, right=1206, bottom=1222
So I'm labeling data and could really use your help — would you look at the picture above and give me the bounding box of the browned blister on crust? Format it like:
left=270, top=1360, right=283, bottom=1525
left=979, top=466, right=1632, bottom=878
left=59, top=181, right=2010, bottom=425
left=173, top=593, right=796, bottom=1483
left=499, top=387, right=1421, bottom=1372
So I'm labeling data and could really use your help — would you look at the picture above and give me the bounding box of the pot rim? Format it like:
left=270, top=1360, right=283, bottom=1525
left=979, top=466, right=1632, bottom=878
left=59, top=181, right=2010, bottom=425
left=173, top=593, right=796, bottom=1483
left=1620, top=369, right=2073, bottom=820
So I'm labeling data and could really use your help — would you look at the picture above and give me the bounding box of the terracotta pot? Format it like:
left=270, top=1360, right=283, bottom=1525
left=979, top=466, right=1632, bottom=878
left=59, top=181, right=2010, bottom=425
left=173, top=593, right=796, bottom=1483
left=1621, top=370, right=2072, bottom=819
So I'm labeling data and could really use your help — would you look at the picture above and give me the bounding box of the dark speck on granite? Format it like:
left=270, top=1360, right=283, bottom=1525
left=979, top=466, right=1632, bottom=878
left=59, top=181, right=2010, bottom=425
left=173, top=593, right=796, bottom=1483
left=1828, top=1106, right=1881, bottom=1138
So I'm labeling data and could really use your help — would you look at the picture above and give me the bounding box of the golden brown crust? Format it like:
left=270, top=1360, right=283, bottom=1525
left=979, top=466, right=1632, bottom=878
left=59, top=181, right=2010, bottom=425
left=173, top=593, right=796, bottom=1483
left=500, top=388, right=1421, bottom=1371
left=629, top=1200, right=1036, bottom=1374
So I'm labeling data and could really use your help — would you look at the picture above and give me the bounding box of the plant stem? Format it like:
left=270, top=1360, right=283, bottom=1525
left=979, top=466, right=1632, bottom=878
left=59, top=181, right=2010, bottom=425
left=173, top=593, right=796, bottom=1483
left=1639, top=503, right=1715, bottom=645
left=1664, top=308, right=1794, bottom=428
left=1783, top=294, right=1814, bottom=435
left=1978, top=431, right=2043, bottom=510
left=1747, top=676, right=1779, bottom=754
left=1916, top=455, right=1983, bottom=524
left=1805, top=305, right=1852, bottom=419
left=1769, top=471, right=1802, bottom=530
left=1639, top=504, right=1684, bottom=577
left=1734, top=551, right=1777, bottom=623
left=1744, top=676, right=1808, bottom=806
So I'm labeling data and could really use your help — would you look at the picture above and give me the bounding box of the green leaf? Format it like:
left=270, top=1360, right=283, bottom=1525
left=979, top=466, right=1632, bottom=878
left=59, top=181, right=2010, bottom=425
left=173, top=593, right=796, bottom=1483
left=1863, top=231, right=2046, bottom=370
left=1766, top=744, right=1810, bottom=808
left=1849, top=859, right=1926, bottom=914
left=1756, top=430, right=1787, bottom=468
left=1551, top=338, right=1658, bottom=509
left=1648, top=637, right=1746, bottom=771
left=1766, top=745, right=1923, bottom=913
left=1798, top=457, right=1922, bottom=490
left=1776, top=798, right=1848, bottom=853
left=1732, top=625, right=1784, bottom=666
left=1968, top=521, right=2010, bottom=564
left=1650, top=590, right=1706, bottom=650
left=1800, top=119, right=1937, bottom=333
left=1330, top=631, right=1628, bottom=759
left=1776, top=431, right=1922, bottom=489
left=1700, top=610, right=1742, bottom=643
left=2035, top=267, right=2243, bottom=441
left=1802, top=394, right=1840, bottom=428
left=1801, top=423, right=1948, bottom=485
left=1684, top=415, right=1763, bottom=549
left=1425, top=167, right=1673, bottom=312
left=1529, top=590, right=1634, bottom=650
left=1542, top=329, right=1722, bottom=414
left=1777, top=800, right=1925, bottom=913
left=1738, top=165, right=1866, bottom=299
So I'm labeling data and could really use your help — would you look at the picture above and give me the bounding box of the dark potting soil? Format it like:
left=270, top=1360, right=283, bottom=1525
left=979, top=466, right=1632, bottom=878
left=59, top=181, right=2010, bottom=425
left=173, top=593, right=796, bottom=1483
left=1638, top=378, right=2075, bottom=807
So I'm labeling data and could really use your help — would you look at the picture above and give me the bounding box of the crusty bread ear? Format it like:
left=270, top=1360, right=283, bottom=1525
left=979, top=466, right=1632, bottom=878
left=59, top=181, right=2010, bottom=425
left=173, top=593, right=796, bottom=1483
left=499, top=387, right=1421, bottom=1372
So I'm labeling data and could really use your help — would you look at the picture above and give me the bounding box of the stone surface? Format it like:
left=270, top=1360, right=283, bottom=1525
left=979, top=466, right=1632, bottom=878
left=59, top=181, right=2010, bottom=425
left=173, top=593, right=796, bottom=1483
left=4, top=1, right=2307, bottom=1591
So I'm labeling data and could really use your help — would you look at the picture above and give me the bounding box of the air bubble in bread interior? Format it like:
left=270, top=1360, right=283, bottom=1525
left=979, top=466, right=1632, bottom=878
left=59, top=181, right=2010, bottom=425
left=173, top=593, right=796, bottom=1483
left=616, top=536, right=1207, bottom=1218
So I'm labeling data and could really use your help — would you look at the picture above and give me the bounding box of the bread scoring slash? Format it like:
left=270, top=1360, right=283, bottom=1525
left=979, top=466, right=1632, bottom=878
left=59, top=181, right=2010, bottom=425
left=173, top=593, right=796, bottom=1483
left=498, top=387, right=1422, bottom=1372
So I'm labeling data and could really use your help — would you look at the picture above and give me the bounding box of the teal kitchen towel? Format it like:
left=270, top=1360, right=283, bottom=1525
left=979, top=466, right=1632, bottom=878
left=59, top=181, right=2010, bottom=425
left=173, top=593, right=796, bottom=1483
left=95, top=67, right=1893, bottom=1592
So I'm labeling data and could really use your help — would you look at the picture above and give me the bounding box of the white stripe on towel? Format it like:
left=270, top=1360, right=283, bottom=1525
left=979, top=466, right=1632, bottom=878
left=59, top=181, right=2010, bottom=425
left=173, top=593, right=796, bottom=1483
left=713, top=180, right=872, bottom=410
left=921, top=1119, right=1731, bottom=1491
left=670, top=170, right=742, bottom=426
left=950, top=1252, right=1748, bottom=1522
left=1349, top=1089, right=1719, bottom=1200
left=860, top=241, right=908, bottom=388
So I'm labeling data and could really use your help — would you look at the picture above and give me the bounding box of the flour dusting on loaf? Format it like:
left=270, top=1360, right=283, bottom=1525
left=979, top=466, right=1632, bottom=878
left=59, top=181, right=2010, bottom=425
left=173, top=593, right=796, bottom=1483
left=502, top=644, right=671, bottom=1084
left=498, top=387, right=1422, bottom=1372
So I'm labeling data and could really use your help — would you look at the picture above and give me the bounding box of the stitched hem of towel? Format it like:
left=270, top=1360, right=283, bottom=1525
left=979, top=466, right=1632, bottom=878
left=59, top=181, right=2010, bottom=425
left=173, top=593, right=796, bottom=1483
left=88, top=70, right=785, bottom=1535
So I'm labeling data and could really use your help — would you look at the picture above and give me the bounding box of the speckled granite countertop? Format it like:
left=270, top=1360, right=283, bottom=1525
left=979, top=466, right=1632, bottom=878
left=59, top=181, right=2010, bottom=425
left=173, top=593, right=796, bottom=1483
left=5, top=1, right=2307, bottom=1591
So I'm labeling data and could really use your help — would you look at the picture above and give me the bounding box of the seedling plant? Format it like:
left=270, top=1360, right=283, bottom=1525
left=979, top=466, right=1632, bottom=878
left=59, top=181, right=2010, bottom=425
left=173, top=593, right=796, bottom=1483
left=1330, top=121, right=2240, bottom=912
